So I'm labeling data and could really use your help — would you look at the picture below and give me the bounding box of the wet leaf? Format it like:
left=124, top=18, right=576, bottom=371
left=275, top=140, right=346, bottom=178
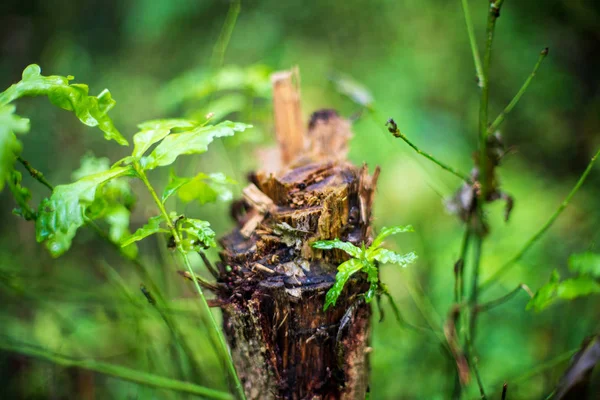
left=371, top=249, right=417, bottom=267
left=312, top=239, right=361, bottom=258
left=0, top=105, right=29, bottom=192
left=371, top=225, right=414, bottom=248
left=141, top=121, right=251, bottom=170
left=36, top=166, right=132, bottom=257
left=132, top=119, right=196, bottom=159
left=324, top=258, right=363, bottom=311
left=120, top=215, right=168, bottom=247
left=0, top=64, right=127, bottom=145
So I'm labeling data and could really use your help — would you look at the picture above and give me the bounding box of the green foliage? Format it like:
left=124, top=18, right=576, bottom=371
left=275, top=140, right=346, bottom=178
left=35, top=166, right=133, bottom=257
left=0, top=65, right=127, bottom=145
left=9, top=170, right=35, bottom=221
left=568, top=252, right=600, bottom=278
left=138, top=121, right=250, bottom=170
left=132, top=119, right=196, bottom=159
left=313, top=225, right=417, bottom=310
left=163, top=171, right=235, bottom=204
left=0, top=105, right=29, bottom=191
left=121, top=215, right=168, bottom=247
left=324, top=258, right=363, bottom=310
left=527, top=270, right=600, bottom=312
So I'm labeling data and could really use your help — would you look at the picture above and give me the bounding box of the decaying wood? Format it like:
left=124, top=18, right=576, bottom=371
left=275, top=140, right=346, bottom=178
left=215, top=68, right=379, bottom=399
left=272, top=67, right=305, bottom=168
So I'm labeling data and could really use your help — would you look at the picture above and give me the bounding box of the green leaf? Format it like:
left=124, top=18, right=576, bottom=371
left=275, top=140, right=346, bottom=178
left=527, top=270, right=600, bottom=312
left=132, top=119, right=197, bottom=159
left=569, top=252, right=600, bottom=278
left=179, top=218, right=216, bottom=250
left=177, top=172, right=235, bottom=204
left=105, top=205, right=138, bottom=259
left=312, top=238, right=362, bottom=258
left=162, top=171, right=192, bottom=203
left=371, top=249, right=417, bottom=267
left=9, top=170, right=36, bottom=220
left=0, top=105, right=29, bottom=191
left=36, top=166, right=132, bottom=257
left=120, top=215, right=169, bottom=247
left=363, top=262, right=379, bottom=303
left=324, top=258, right=364, bottom=311
left=371, top=225, right=414, bottom=249
left=0, top=64, right=127, bottom=145
left=141, top=121, right=251, bottom=170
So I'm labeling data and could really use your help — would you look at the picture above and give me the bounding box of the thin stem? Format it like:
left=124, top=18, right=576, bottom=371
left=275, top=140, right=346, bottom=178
left=480, top=147, right=600, bottom=293
left=17, top=155, right=54, bottom=191
left=455, top=229, right=471, bottom=304
left=476, top=284, right=532, bottom=313
left=505, top=348, right=577, bottom=387
left=0, top=338, right=233, bottom=400
left=376, top=109, right=472, bottom=183
left=467, top=234, right=487, bottom=399
left=460, top=0, right=484, bottom=86
left=478, top=0, right=504, bottom=198
left=488, top=48, right=548, bottom=133
left=211, top=0, right=241, bottom=69
left=135, top=165, right=245, bottom=400
left=380, top=284, right=440, bottom=338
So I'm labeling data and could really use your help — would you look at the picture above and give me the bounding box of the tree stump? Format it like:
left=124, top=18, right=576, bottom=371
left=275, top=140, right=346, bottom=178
left=216, top=69, right=379, bottom=399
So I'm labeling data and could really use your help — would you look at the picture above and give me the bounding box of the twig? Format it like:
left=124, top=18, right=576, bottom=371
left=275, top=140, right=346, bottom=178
left=502, top=382, right=508, bottom=400
left=476, top=284, right=532, bottom=313
left=381, top=113, right=472, bottom=183
left=0, top=338, right=233, bottom=400
left=460, top=0, right=484, bottom=86
left=488, top=48, right=549, bottom=133
left=478, top=0, right=504, bottom=198
left=480, top=147, right=600, bottom=292
left=454, top=229, right=471, bottom=304
left=17, top=156, right=54, bottom=191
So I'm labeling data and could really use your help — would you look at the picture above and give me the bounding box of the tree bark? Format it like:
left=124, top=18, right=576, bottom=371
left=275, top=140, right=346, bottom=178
left=216, top=69, right=379, bottom=399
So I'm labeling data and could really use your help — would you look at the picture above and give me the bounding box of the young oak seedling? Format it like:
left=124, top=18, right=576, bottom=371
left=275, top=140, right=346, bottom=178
left=312, top=225, right=417, bottom=310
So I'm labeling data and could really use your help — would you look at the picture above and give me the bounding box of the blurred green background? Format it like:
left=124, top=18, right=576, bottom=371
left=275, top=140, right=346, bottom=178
left=1, top=0, right=599, bottom=398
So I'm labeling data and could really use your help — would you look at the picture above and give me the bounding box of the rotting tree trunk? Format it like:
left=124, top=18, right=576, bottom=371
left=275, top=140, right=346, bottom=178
left=216, top=68, right=380, bottom=399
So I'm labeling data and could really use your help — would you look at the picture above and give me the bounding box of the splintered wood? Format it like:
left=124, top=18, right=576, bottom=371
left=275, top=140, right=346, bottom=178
left=216, top=68, right=379, bottom=400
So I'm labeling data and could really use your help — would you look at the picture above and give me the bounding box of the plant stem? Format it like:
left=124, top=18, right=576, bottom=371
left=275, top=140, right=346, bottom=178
left=478, top=0, right=503, bottom=198
left=460, top=0, right=484, bottom=86
left=17, top=156, right=54, bottom=191
left=455, top=228, right=471, bottom=304
left=479, top=146, right=600, bottom=293
left=0, top=338, right=233, bottom=400
left=372, top=108, right=472, bottom=183
left=488, top=48, right=548, bottom=133
left=135, top=165, right=245, bottom=400
left=211, top=0, right=241, bottom=69
left=476, top=283, right=532, bottom=313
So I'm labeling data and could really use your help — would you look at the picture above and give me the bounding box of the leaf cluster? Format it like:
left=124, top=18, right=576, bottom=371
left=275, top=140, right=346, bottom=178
left=527, top=252, right=600, bottom=312
left=312, top=226, right=417, bottom=310
left=0, top=65, right=250, bottom=258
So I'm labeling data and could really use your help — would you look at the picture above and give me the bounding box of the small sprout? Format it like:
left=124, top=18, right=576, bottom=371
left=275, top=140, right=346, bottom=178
left=313, top=225, right=417, bottom=311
